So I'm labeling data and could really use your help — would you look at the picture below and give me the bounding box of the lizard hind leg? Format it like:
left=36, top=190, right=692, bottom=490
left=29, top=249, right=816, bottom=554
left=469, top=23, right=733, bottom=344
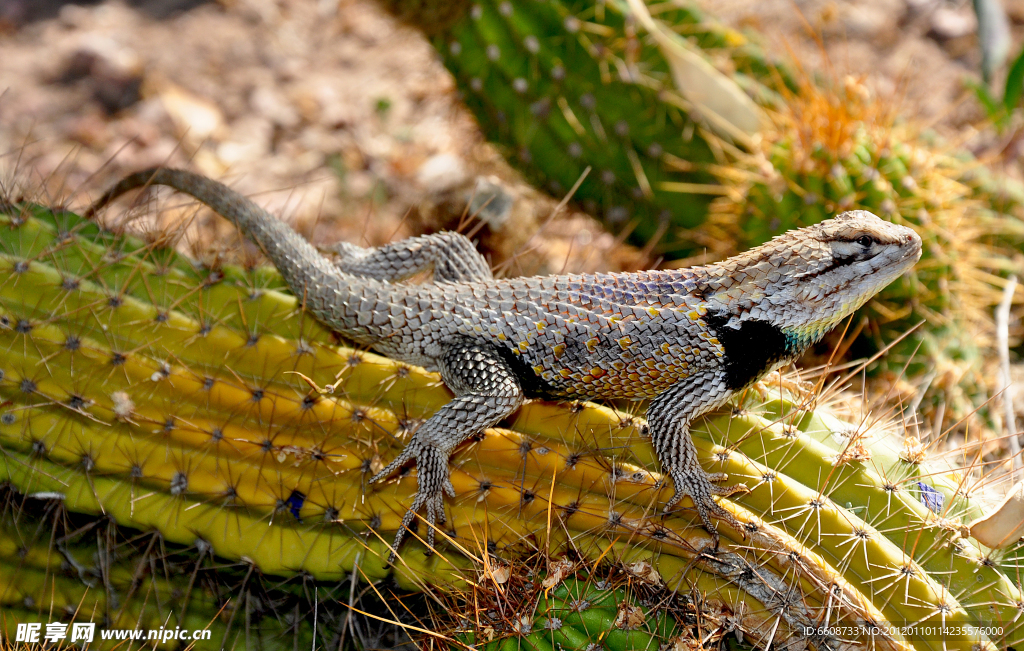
left=369, top=338, right=524, bottom=561
left=328, top=232, right=492, bottom=283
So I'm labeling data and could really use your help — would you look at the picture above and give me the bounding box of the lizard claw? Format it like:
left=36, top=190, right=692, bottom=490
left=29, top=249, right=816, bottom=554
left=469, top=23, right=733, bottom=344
left=376, top=442, right=455, bottom=563
left=703, top=472, right=749, bottom=497
left=664, top=467, right=746, bottom=547
left=369, top=441, right=420, bottom=485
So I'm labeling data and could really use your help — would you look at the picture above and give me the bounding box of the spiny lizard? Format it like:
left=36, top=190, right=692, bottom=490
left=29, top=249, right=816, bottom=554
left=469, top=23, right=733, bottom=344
left=89, top=168, right=923, bottom=559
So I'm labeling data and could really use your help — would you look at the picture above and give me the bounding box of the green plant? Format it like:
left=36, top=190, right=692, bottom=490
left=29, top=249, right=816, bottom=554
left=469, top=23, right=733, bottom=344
left=2, top=200, right=1023, bottom=649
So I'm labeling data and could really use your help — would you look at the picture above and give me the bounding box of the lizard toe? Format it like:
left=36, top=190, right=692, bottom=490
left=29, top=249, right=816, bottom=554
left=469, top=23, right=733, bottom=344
left=387, top=507, right=420, bottom=563
left=433, top=492, right=448, bottom=526
left=703, top=473, right=749, bottom=497
left=694, top=498, right=744, bottom=542
left=709, top=481, right=748, bottom=497
left=424, top=499, right=438, bottom=550
left=663, top=468, right=745, bottom=539
left=369, top=441, right=422, bottom=484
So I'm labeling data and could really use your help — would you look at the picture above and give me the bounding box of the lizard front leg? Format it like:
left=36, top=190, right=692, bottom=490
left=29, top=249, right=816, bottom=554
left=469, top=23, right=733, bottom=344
left=646, top=371, right=747, bottom=545
left=370, top=338, right=524, bottom=561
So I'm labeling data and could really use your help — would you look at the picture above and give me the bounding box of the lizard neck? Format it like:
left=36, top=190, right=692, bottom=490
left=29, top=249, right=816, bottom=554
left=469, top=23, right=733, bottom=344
left=704, top=310, right=800, bottom=391
left=704, top=307, right=832, bottom=392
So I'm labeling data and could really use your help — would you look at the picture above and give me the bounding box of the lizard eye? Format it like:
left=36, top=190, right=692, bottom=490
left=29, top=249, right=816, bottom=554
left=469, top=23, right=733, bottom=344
left=856, top=235, right=874, bottom=248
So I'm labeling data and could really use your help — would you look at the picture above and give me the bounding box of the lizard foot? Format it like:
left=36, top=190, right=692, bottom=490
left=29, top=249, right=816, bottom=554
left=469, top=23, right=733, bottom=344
left=664, top=468, right=747, bottom=547
left=370, top=441, right=456, bottom=563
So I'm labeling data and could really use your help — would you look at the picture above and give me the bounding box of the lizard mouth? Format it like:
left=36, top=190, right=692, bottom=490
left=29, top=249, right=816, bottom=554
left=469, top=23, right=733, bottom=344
left=900, top=241, right=923, bottom=265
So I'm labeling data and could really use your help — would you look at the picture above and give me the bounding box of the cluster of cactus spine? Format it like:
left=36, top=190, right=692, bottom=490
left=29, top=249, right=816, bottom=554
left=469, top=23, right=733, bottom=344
left=3, top=191, right=1024, bottom=649
left=460, top=572, right=685, bottom=651
left=705, top=79, right=1024, bottom=427
left=0, top=523, right=230, bottom=648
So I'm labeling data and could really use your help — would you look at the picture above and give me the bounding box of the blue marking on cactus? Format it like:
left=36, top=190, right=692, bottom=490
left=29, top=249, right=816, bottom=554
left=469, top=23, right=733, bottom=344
left=286, top=490, right=305, bottom=521
left=917, top=482, right=944, bottom=514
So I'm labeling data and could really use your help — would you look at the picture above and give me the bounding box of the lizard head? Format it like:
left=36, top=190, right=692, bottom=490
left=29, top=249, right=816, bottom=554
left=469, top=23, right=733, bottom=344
left=706, top=210, right=922, bottom=349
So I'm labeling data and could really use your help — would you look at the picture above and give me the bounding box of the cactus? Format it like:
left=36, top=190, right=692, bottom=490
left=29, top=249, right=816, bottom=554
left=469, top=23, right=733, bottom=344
left=380, top=0, right=788, bottom=258
left=3, top=199, right=1024, bottom=650
left=702, top=79, right=1024, bottom=437
left=459, top=575, right=697, bottom=651
left=0, top=484, right=336, bottom=650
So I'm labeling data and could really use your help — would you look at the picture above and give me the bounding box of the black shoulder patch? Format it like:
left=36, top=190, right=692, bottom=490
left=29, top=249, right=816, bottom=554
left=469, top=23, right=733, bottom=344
left=705, top=311, right=791, bottom=390
left=492, top=343, right=563, bottom=400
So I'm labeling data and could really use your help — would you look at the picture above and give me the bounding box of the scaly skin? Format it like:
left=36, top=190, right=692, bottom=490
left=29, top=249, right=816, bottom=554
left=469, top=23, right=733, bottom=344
left=88, top=168, right=923, bottom=560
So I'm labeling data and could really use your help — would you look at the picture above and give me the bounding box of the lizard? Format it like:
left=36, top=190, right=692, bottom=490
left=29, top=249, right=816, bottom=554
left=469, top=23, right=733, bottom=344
left=88, top=167, right=923, bottom=560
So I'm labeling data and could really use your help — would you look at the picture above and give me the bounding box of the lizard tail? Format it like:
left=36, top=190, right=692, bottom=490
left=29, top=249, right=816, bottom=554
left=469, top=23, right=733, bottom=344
left=87, top=167, right=383, bottom=342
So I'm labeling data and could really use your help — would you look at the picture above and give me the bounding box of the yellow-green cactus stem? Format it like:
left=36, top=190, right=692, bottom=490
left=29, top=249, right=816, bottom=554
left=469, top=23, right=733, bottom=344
left=0, top=486, right=323, bottom=650
left=3, top=203, right=1019, bottom=649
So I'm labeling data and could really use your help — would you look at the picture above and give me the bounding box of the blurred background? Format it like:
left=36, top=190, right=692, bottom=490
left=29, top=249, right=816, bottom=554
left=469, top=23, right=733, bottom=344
left=1, top=0, right=1020, bottom=275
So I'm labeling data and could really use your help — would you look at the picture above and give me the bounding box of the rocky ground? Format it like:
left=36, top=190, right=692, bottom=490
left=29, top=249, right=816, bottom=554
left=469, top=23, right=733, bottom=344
left=0, top=0, right=647, bottom=276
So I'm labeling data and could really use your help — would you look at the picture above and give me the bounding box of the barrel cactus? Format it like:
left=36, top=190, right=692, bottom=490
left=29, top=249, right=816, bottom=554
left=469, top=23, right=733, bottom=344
left=380, top=0, right=787, bottom=259
left=1, top=193, right=1023, bottom=649
left=0, top=484, right=329, bottom=649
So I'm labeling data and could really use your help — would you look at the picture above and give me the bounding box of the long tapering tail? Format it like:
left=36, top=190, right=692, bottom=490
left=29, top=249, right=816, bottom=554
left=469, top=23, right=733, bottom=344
left=87, top=168, right=382, bottom=342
